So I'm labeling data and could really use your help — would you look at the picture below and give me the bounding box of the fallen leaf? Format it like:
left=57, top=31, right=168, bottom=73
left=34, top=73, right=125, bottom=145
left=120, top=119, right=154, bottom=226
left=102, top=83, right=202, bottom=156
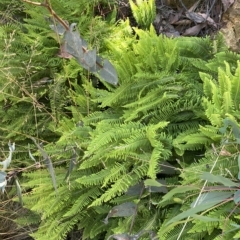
left=197, top=13, right=217, bottom=28
left=219, top=149, right=232, bottom=156
left=182, top=23, right=206, bottom=36
left=186, top=12, right=205, bottom=23
left=169, top=10, right=183, bottom=24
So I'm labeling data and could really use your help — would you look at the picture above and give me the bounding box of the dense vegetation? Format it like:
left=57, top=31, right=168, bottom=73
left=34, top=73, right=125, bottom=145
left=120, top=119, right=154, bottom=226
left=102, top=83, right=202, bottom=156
left=1, top=0, right=240, bottom=239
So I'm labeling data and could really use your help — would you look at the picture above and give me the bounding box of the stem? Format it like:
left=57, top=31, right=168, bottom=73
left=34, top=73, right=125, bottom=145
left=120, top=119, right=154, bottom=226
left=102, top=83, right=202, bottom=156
left=22, top=0, right=69, bottom=30
left=22, top=0, right=104, bottom=69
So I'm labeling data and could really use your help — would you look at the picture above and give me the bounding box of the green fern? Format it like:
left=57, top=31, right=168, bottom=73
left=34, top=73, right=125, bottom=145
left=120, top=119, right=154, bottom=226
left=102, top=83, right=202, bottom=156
left=12, top=3, right=240, bottom=240
left=129, top=0, right=156, bottom=29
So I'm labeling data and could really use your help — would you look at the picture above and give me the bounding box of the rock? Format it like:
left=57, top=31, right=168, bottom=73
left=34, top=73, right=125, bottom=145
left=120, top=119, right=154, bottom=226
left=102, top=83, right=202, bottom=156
left=221, top=0, right=240, bottom=51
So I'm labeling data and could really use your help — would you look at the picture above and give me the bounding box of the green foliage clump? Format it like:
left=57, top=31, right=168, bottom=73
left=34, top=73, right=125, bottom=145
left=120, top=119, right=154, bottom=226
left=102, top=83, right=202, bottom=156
left=0, top=0, right=115, bottom=238
left=2, top=1, right=240, bottom=240
left=0, top=0, right=115, bottom=165
left=158, top=61, right=240, bottom=239
left=129, top=0, right=156, bottom=29
left=18, top=18, right=229, bottom=239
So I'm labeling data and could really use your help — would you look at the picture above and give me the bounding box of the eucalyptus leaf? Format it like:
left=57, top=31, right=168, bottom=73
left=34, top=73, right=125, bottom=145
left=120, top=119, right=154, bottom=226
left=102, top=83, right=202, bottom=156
left=77, top=48, right=97, bottom=69
left=191, top=214, right=220, bottom=222
left=144, top=179, right=163, bottom=187
left=15, top=179, right=23, bottom=206
left=160, top=185, right=199, bottom=204
left=96, top=55, right=103, bottom=65
left=167, top=191, right=232, bottom=225
left=30, top=137, right=58, bottom=194
left=46, top=16, right=67, bottom=35
left=83, top=48, right=96, bottom=67
left=65, top=148, right=77, bottom=181
left=64, top=23, right=83, bottom=59
left=28, top=143, right=36, bottom=163
left=220, top=118, right=240, bottom=139
left=49, top=22, right=66, bottom=35
left=234, top=190, right=240, bottom=204
left=81, top=37, right=88, bottom=48
left=88, top=55, right=103, bottom=72
left=110, top=202, right=137, bottom=217
left=0, top=179, right=7, bottom=193
left=0, top=157, right=11, bottom=172
left=0, top=143, right=15, bottom=171
left=77, top=59, right=92, bottom=71
left=0, top=172, right=6, bottom=182
left=201, top=172, right=240, bottom=187
left=98, top=59, right=118, bottom=85
left=62, top=23, right=118, bottom=85
left=126, top=182, right=144, bottom=196
left=159, top=161, right=177, bottom=175
left=191, top=192, right=233, bottom=208
left=109, top=233, right=130, bottom=240
left=105, top=202, right=137, bottom=223
left=8, top=142, right=15, bottom=152
left=145, top=179, right=168, bottom=193
left=0, top=172, right=7, bottom=193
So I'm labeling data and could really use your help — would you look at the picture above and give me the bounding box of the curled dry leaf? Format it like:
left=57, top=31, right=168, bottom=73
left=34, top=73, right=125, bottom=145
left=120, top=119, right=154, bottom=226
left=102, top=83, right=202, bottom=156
left=219, top=149, right=232, bottom=156
left=197, top=13, right=217, bottom=28
left=186, top=12, right=206, bottom=23
left=169, top=10, right=183, bottom=24
left=182, top=23, right=206, bottom=36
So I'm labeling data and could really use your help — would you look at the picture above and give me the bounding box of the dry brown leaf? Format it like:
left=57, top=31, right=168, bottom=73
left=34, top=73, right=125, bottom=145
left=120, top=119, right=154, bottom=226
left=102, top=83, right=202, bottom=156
left=222, top=0, right=235, bottom=12
left=197, top=13, right=217, bottom=28
left=169, top=10, right=183, bottom=24
left=57, top=42, right=73, bottom=59
left=186, top=12, right=205, bottom=23
left=182, top=23, right=206, bottom=36
left=219, top=149, right=232, bottom=156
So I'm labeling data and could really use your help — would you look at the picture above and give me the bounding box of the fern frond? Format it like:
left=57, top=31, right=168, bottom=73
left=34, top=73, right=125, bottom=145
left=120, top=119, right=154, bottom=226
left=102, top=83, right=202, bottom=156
left=90, top=174, right=134, bottom=206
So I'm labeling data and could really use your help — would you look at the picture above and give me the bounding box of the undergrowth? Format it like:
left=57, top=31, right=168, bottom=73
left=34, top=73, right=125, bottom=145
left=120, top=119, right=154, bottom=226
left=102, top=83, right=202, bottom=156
left=1, top=0, right=240, bottom=240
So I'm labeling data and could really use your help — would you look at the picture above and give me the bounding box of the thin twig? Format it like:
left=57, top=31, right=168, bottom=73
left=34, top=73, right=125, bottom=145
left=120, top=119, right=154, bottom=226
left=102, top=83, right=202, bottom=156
left=22, top=0, right=105, bottom=69
left=176, top=143, right=229, bottom=240
left=22, top=0, right=69, bottom=30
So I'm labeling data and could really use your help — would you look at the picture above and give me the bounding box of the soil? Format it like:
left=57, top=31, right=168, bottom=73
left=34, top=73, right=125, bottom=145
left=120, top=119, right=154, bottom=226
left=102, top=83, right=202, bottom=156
left=116, top=0, right=236, bottom=45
